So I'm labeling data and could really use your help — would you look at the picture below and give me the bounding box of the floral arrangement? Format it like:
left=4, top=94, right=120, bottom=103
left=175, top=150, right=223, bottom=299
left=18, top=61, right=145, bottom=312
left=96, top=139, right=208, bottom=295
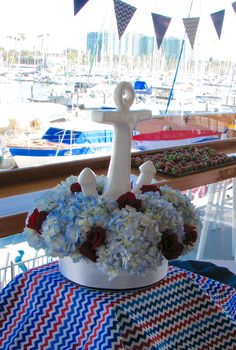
left=24, top=175, right=201, bottom=279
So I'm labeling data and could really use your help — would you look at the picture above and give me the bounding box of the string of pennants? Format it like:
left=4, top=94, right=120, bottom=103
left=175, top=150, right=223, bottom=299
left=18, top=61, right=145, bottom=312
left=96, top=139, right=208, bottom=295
left=74, top=0, right=236, bottom=49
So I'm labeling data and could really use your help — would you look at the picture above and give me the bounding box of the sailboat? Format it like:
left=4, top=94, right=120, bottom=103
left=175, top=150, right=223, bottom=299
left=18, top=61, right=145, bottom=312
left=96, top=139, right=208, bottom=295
left=7, top=118, right=114, bottom=168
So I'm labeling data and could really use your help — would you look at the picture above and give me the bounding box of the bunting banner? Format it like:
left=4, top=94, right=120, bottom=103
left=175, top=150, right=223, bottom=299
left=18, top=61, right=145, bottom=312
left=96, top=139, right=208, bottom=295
left=113, top=0, right=137, bottom=40
left=210, top=9, right=225, bottom=39
left=232, top=1, right=236, bottom=13
left=73, top=1, right=236, bottom=48
left=183, top=17, right=200, bottom=49
left=151, top=13, right=172, bottom=49
left=74, top=0, right=90, bottom=16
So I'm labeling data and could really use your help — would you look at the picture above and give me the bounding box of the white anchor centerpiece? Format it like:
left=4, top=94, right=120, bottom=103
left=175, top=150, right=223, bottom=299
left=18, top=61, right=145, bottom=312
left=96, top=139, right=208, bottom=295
left=59, top=82, right=168, bottom=290
left=78, top=81, right=154, bottom=199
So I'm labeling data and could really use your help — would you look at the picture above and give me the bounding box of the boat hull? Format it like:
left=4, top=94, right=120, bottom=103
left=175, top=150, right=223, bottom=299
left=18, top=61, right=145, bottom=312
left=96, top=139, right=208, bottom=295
left=132, top=129, right=221, bottom=151
left=10, top=146, right=112, bottom=168
left=8, top=124, right=114, bottom=168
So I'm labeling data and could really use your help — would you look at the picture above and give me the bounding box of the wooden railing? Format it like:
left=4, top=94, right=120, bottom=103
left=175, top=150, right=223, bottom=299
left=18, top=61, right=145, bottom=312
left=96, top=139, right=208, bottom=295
left=1, top=138, right=236, bottom=238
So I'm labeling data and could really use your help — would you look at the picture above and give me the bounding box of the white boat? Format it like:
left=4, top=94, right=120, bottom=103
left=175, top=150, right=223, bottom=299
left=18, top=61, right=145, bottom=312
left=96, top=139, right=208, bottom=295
left=7, top=118, right=114, bottom=168
left=132, top=129, right=221, bottom=151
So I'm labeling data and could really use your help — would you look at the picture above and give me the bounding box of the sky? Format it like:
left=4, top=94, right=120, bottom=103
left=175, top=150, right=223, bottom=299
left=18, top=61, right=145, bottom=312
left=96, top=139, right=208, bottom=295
left=0, top=0, right=235, bottom=60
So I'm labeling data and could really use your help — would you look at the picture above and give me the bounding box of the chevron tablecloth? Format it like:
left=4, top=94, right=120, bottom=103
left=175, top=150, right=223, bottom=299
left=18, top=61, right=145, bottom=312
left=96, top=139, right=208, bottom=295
left=0, top=262, right=236, bottom=350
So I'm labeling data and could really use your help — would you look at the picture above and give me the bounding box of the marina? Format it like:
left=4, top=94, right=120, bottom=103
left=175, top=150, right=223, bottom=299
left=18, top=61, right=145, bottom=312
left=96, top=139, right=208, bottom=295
left=1, top=71, right=236, bottom=170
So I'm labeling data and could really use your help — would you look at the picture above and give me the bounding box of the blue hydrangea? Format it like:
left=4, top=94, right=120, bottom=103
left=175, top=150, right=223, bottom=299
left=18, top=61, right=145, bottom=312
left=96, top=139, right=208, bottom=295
left=24, top=175, right=201, bottom=278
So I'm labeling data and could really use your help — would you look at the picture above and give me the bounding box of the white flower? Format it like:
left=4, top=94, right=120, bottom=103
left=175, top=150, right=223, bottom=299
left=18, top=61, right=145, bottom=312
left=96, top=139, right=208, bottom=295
left=25, top=228, right=44, bottom=250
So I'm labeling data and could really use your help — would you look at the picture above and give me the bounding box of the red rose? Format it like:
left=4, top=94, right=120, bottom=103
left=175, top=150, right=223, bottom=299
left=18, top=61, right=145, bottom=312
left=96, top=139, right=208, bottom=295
left=79, top=227, right=106, bottom=262
left=70, top=182, right=82, bottom=194
left=183, top=224, right=198, bottom=245
left=140, top=184, right=161, bottom=194
left=161, top=231, right=183, bottom=260
left=87, top=226, right=106, bottom=250
left=79, top=242, right=97, bottom=262
left=117, top=192, right=142, bottom=210
left=27, top=208, right=48, bottom=233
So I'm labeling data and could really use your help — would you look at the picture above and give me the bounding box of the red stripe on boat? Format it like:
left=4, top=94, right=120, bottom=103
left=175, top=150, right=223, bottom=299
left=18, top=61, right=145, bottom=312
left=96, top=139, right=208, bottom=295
left=132, top=129, right=220, bottom=141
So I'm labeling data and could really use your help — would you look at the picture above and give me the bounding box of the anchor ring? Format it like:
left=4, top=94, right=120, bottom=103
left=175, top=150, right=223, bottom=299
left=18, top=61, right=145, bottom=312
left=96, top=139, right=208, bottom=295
left=114, top=81, right=135, bottom=112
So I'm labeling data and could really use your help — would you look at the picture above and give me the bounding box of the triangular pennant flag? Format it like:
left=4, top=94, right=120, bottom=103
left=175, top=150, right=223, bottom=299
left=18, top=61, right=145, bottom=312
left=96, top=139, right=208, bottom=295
left=151, top=13, right=172, bottom=49
left=74, top=0, right=90, bottom=16
left=210, top=9, right=225, bottom=39
left=113, top=0, right=136, bottom=40
left=183, top=17, right=200, bottom=49
left=232, top=1, right=236, bottom=13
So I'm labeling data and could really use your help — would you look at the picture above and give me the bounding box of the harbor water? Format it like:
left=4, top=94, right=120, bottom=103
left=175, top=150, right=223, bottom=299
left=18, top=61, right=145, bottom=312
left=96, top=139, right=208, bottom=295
left=0, top=80, right=74, bottom=104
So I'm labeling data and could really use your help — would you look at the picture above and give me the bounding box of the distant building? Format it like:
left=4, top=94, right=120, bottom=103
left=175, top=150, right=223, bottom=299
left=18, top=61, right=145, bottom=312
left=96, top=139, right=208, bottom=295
left=102, top=32, right=109, bottom=57
left=132, top=34, right=141, bottom=56
left=122, top=33, right=133, bottom=56
left=86, top=32, right=181, bottom=62
left=139, top=36, right=154, bottom=56
left=87, top=32, right=102, bottom=62
left=162, top=37, right=182, bottom=60
left=109, top=32, right=120, bottom=57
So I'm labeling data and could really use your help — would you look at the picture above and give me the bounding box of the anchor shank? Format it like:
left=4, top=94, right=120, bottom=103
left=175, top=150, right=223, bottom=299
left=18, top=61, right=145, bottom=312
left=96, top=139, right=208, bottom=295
left=105, top=123, right=132, bottom=199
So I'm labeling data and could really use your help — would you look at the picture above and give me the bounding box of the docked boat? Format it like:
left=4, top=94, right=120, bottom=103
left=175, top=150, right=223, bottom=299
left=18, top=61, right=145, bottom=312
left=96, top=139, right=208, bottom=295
left=132, top=129, right=221, bottom=151
left=8, top=119, right=114, bottom=168
left=133, top=80, right=152, bottom=95
left=7, top=114, right=223, bottom=168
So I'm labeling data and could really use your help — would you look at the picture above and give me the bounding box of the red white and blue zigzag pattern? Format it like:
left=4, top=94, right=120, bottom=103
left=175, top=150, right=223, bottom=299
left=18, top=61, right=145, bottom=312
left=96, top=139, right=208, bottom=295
left=0, top=263, right=236, bottom=349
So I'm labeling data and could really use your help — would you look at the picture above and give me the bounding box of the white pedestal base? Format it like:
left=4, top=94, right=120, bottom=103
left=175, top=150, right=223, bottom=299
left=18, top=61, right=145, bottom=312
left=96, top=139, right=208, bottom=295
left=59, top=257, right=168, bottom=290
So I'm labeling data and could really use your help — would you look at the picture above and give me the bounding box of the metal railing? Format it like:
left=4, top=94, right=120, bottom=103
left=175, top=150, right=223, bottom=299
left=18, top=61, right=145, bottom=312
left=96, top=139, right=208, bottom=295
left=0, top=253, right=57, bottom=290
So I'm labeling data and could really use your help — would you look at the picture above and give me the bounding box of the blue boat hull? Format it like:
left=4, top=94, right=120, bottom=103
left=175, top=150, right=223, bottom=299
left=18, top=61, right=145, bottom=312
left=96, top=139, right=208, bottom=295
left=9, top=147, right=94, bottom=157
